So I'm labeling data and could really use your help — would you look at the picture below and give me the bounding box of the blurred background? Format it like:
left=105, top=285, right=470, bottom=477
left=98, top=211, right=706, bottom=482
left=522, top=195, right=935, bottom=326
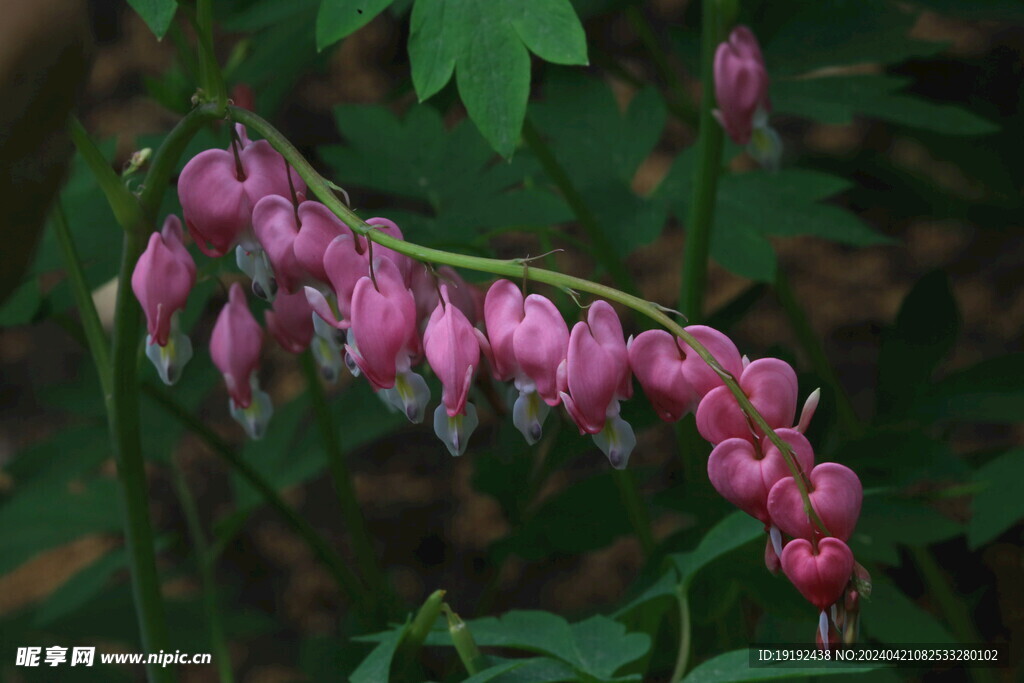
left=0, top=0, right=1022, bottom=681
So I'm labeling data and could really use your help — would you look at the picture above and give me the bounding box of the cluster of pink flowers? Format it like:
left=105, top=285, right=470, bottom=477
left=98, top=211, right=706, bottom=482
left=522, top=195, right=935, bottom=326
left=631, top=327, right=867, bottom=645
left=713, top=26, right=781, bottom=169
left=132, top=124, right=866, bottom=642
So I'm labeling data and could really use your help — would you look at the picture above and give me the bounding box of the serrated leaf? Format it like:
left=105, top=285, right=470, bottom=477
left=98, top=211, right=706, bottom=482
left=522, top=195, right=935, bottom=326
left=127, top=0, right=178, bottom=39
left=408, top=0, right=589, bottom=155
left=663, top=166, right=891, bottom=282
left=682, top=649, right=878, bottom=682
left=774, top=75, right=997, bottom=136
left=321, top=103, right=570, bottom=245
left=316, top=0, right=395, bottom=51
left=968, top=449, right=1024, bottom=548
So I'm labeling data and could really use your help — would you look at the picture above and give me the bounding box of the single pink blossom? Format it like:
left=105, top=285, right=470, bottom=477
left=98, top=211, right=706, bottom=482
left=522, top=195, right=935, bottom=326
left=713, top=26, right=771, bottom=145
left=210, top=283, right=263, bottom=408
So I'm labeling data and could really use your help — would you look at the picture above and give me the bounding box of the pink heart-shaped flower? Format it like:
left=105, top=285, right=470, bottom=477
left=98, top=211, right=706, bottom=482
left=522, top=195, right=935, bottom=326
left=707, top=428, right=815, bottom=526
left=696, top=358, right=799, bottom=444
left=781, top=537, right=854, bottom=611
left=767, top=462, right=863, bottom=541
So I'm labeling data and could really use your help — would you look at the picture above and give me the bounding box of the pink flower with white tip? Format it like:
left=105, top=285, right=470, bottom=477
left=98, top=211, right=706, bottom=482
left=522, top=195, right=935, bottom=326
left=713, top=26, right=781, bottom=168
left=628, top=325, right=743, bottom=422
left=560, top=301, right=636, bottom=468
left=424, top=285, right=483, bottom=456
left=131, top=215, right=196, bottom=385
left=178, top=124, right=304, bottom=259
left=346, top=257, right=429, bottom=423
left=481, top=279, right=569, bottom=444
left=210, top=283, right=272, bottom=439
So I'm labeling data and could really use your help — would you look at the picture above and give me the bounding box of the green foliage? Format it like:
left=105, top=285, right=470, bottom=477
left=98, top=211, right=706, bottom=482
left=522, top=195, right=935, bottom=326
left=661, top=166, right=889, bottom=281
left=408, top=0, right=588, bottom=156
left=128, top=0, right=178, bottom=39
left=321, top=103, right=570, bottom=245
left=316, top=0, right=396, bottom=50
left=681, top=649, right=878, bottom=682
left=968, top=449, right=1024, bottom=547
left=773, top=75, right=997, bottom=135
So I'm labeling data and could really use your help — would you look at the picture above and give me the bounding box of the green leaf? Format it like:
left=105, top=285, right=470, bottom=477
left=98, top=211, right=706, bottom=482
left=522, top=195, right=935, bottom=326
left=491, top=471, right=635, bottom=561
left=863, top=578, right=956, bottom=644
left=682, top=649, right=878, bottom=682
left=127, top=0, right=178, bottom=39
left=854, top=498, right=964, bottom=564
left=350, top=623, right=411, bottom=683
left=530, top=72, right=669, bottom=254
left=968, top=449, right=1024, bottom=548
left=0, top=476, right=122, bottom=575
left=876, top=270, right=960, bottom=420
left=454, top=1, right=531, bottom=158
left=509, top=0, right=588, bottom=66
left=761, top=0, right=943, bottom=75
left=671, top=511, right=764, bottom=589
left=463, top=657, right=578, bottom=683
left=913, top=353, right=1024, bottom=423
left=773, top=75, right=997, bottom=136
left=422, top=611, right=649, bottom=680
left=663, top=167, right=891, bottom=282
left=316, top=0, right=396, bottom=51
left=322, top=103, right=570, bottom=245
left=407, top=0, right=589, bottom=156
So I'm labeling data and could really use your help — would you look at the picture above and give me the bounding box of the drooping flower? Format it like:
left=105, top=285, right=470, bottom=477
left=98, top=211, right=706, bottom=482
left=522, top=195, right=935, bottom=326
left=480, top=279, right=569, bottom=444
left=628, top=325, right=743, bottom=422
left=781, top=536, right=855, bottom=643
left=560, top=301, right=636, bottom=468
left=251, top=194, right=308, bottom=295
left=346, top=257, right=428, bottom=423
left=210, top=283, right=272, bottom=439
left=713, top=26, right=781, bottom=168
left=178, top=124, right=304, bottom=258
left=265, top=288, right=314, bottom=353
left=131, top=215, right=196, bottom=385
left=695, top=358, right=799, bottom=445
left=424, top=285, right=482, bottom=456
left=767, top=462, right=863, bottom=542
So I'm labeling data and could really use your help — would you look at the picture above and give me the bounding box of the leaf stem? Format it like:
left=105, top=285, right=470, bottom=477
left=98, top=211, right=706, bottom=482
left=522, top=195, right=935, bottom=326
left=170, top=461, right=235, bottom=683
left=141, top=383, right=376, bottom=626
left=299, top=351, right=397, bottom=622
left=678, top=0, right=727, bottom=321
left=68, top=116, right=142, bottom=230
left=521, top=117, right=637, bottom=294
left=668, top=587, right=691, bottom=683
left=52, top=203, right=112, bottom=395
left=194, top=0, right=228, bottom=114
left=227, top=105, right=829, bottom=537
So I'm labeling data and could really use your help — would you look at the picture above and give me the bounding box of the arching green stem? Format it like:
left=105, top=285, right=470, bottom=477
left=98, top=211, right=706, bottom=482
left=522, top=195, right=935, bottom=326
left=227, top=106, right=828, bottom=535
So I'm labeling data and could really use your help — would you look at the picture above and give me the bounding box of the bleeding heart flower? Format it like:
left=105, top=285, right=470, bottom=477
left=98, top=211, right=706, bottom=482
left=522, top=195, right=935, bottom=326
left=628, top=325, right=743, bottom=422
left=767, top=462, right=863, bottom=541
left=707, top=428, right=815, bottom=526
left=292, top=201, right=354, bottom=283
left=696, top=358, right=799, bottom=445
left=178, top=124, right=304, bottom=257
left=132, top=215, right=196, bottom=385
left=365, top=217, right=413, bottom=284
left=132, top=215, right=196, bottom=347
left=265, top=288, right=314, bottom=353
left=346, top=257, right=419, bottom=391
left=211, top=283, right=272, bottom=439
left=251, top=195, right=307, bottom=294
left=713, top=26, right=770, bottom=146
left=424, top=285, right=481, bottom=418
left=781, top=537, right=854, bottom=611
